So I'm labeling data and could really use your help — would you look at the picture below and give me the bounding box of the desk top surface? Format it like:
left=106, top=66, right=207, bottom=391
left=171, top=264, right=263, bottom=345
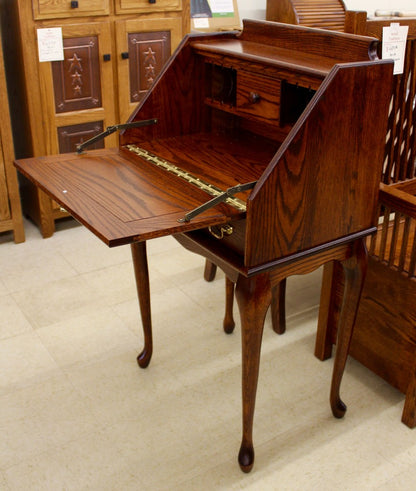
left=16, top=132, right=277, bottom=246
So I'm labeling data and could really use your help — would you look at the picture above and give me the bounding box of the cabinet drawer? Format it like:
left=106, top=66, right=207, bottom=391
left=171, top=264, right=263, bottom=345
left=115, top=0, right=181, bottom=14
left=33, top=0, right=110, bottom=19
left=236, top=71, right=280, bottom=125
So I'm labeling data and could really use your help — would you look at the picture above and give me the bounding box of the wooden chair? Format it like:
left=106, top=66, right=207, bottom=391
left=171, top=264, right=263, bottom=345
left=315, top=11, right=416, bottom=428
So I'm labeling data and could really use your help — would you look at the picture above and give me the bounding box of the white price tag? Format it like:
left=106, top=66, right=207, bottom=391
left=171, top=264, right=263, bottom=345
left=37, top=28, right=64, bottom=63
left=382, top=23, right=409, bottom=75
left=193, top=18, right=210, bottom=28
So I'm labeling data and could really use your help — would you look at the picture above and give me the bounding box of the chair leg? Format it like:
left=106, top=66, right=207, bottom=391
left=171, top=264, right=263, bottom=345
left=204, top=260, right=217, bottom=282
left=271, top=279, right=287, bottom=334
left=315, top=262, right=337, bottom=361
left=223, top=276, right=235, bottom=334
left=131, top=241, right=153, bottom=369
left=222, top=277, right=286, bottom=335
left=401, top=357, right=416, bottom=428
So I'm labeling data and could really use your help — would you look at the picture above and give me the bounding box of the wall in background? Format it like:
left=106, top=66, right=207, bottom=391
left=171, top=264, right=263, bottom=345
left=236, top=0, right=416, bottom=22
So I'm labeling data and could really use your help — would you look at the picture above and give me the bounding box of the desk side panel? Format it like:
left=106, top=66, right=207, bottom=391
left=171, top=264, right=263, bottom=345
left=245, top=61, right=393, bottom=268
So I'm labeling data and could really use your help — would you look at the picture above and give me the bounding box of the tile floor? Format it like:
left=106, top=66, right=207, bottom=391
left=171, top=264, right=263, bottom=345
left=1, top=218, right=415, bottom=490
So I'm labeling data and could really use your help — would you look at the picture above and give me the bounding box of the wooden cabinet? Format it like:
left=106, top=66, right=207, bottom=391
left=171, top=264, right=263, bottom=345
left=0, top=33, right=25, bottom=243
left=1, top=0, right=190, bottom=237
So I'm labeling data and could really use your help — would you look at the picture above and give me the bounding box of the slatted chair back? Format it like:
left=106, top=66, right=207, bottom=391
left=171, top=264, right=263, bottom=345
left=371, top=181, right=416, bottom=280
left=343, top=12, right=416, bottom=274
left=345, top=11, right=416, bottom=184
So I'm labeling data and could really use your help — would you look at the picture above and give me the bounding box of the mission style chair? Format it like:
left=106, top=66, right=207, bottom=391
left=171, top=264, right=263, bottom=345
left=315, top=11, right=416, bottom=428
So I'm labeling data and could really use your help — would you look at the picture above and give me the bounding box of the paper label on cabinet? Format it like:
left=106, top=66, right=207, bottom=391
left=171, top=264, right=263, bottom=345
left=193, top=18, right=210, bottom=28
left=382, top=23, right=409, bottom=75
left=37, top=28, right=64, bottom=63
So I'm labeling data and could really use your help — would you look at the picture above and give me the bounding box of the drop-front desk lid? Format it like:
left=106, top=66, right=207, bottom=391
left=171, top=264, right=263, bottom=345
left=15, top=131, right=277, bottom=247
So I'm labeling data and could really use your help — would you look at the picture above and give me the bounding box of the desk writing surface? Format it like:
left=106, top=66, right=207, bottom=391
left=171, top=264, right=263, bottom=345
left=15, top=131, right=277, bottom=247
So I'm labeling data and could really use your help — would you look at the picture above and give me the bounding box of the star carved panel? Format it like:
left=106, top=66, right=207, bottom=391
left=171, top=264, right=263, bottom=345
left=128, top=31, right=171, bottom=103
left=52, top=36, right=102, bottom=113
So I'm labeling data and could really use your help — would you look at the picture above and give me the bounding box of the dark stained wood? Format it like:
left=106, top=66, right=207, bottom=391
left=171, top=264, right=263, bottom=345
left=131, top=241, right=153, bottom=368
left=14, top=20, right=394, bottom=471
left=223, top=276, right=235, bottom=334
left=245, top=62, right=389, bottom=268
left=203, top=260, right=217, bottom=282
left=271, top=279, right=287, bottom=335
left=16, top=132, right=270, bottom=246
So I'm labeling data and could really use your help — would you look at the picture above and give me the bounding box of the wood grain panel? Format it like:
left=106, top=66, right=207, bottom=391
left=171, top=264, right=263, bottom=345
left=246, top=61, right=393, bottom=267
left=115, top=0, right=181, bottom=14
left=33, top=0, right=110, bottom=19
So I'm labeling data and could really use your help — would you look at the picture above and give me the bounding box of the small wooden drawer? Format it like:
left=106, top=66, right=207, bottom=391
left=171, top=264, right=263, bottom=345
left=33, top=0, right=110, bottom=19
left=115, top=0, right=182, bottom=14
left=236, top=71, right=280, bottom=125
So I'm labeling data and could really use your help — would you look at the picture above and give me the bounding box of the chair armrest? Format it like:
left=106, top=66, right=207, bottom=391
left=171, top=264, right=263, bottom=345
left=379, top=181, right=416, bottom=219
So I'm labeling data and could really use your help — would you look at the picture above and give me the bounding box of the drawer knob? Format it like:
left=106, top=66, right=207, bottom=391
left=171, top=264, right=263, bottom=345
left=71, top=1, right=79, bottom=8
left=121, top=52, right=129, bottom=59
left=248, top=92, right=260, bottom=104
left=103, top=54, right=111, bottom=62
left=149, top=0, right=156, bottom=3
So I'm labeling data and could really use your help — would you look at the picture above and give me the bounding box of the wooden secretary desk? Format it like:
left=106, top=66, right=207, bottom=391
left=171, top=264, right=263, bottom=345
left=0, top=0, right=190, bottom=237
left=15, top=21, right=393, bottom=471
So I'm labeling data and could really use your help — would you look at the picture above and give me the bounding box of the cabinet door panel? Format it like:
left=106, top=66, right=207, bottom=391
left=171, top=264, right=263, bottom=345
left=116, top=18, right=182, bottom=122
left=38, top=22, right=117, bottom=155
left=115, top=0, right=181, bottom=14
left=128, top=31, right=171, bottom=104
left=52, top=36, right=102, bottom=113
left=58, top=121, right=104, bottom=153
left=33, top=0, right=110, bottom=19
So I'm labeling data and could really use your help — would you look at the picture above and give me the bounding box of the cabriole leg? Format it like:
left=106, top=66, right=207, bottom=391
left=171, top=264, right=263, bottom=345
left=330, top=239, right=367, bottom=418
left=235, top=273, right=271, bottom=473
left=131, top=241, right=153, bottom=369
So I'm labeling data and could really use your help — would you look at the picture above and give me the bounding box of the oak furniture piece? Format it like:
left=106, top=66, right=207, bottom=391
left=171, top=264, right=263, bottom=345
left=15, top=21, right=393, bottom=472
left=0, top=28, right=25, bottom=243
left=315, top=12, right=416, bottom=428
left=0, top=0, right=190, bottom=237
left=266, top=0, right=346, bottom=31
